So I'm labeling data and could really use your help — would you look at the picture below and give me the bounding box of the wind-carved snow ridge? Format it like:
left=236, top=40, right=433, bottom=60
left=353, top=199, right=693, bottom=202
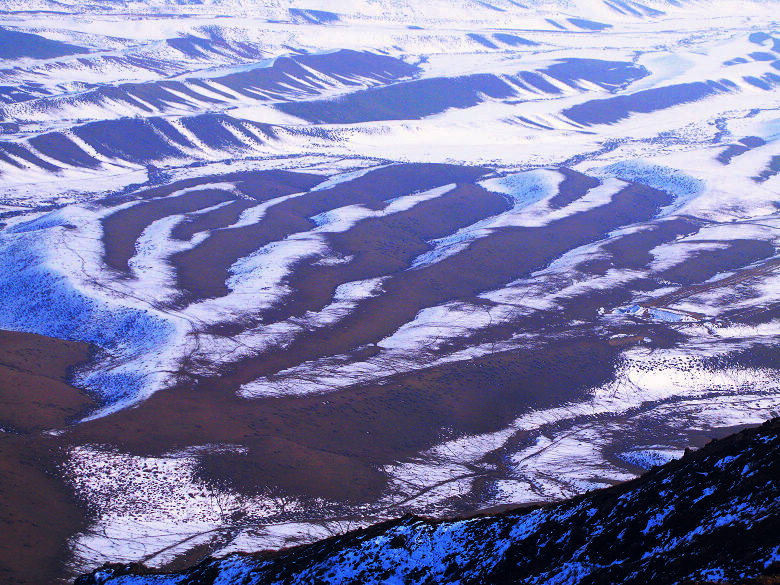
left=128, top=203, right=229, bottom=294
left=238, top=299, right=522, bottom=399
left=310, top=183, right=457, bottom=233
left=308, top=163, right=394, bottom=192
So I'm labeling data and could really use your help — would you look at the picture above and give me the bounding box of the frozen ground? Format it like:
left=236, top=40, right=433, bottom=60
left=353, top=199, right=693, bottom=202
left=0, top=0, right=778, bottom=581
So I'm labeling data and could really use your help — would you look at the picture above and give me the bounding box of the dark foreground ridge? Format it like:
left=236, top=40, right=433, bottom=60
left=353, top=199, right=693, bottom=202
left=77, top=419, right=779, bottom=585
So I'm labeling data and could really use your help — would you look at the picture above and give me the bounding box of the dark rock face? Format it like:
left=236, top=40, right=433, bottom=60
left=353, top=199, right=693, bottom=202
left=76, top=418, right=779, bottom=585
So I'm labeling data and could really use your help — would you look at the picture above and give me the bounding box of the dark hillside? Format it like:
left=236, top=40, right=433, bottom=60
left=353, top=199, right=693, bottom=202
left=77, top=418, right=779, bottom=585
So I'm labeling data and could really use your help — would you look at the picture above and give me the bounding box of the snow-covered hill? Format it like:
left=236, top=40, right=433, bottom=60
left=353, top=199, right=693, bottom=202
left=0, top=2, right=778, bottom=584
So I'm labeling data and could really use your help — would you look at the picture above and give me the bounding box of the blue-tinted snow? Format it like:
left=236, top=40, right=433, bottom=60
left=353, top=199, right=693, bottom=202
left=0, top=229, right=174, bottom=409
left=0, top=26, right=88, bottom=60
left=592, top=160, right=704, bottom=215
left=410, top=170, right=558, bottom=269
left=614, top=304, right=695, bottom=322
left=619, top=448, right=681, bottom=470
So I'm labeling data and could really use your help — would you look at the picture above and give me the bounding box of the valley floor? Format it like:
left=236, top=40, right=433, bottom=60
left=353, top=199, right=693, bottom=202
left=0, top=1, right=778, bottom=583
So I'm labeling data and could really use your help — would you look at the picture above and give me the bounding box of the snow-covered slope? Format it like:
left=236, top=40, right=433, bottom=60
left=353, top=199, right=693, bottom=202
left=0, top=2, right=778, bottom=584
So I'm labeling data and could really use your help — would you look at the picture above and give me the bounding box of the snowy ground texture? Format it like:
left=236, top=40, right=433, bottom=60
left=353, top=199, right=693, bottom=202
left=76, top=419, right=780, bottom=585
left=0, top=0, right=779, bottom=579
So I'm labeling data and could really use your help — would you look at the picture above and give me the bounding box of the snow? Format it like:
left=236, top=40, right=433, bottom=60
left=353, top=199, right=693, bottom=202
left=2, top=0, right=780, bottom=576
left=310, top=183, right=456, bottom=233
left=410, top=169, right=564, bottom=268
left=0, top=225, right=181, bottom=413
left=64, top=444, right=301, bottom=573
left=614, top=305, right=700, bottom=322
left=592, top=160, right=704, bottom=216
left=619, top=448, right=681, bottom=470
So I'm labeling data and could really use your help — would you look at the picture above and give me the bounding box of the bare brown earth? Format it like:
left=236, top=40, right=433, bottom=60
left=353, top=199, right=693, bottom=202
left=100, top=170, right=326, bottom=273
left=170, top=164, right=489, bottom=301
left=74, top=419, right=780, bottom=585
left=170, top=200, right=255, bottom=241
left=102, top=188, right=237, bottom=273
left=192, top=181, right=674, bottom=390
left=0, top=330, right=96, bottom=585
left=65, top=168, right=743, bottom=507
left=0, top=330, right=94, bottom=433
left=237, top=182, right=511, bottom=329
left=70, top=336, right=619, bottom=502
left=656, top=239, right=775, bottom=285
left=574, top=216, right=703, bottom=275
left=3, top=166, right=778, bottom=584
left=63, top=171, right=680, bottom=506
left=646, top=254, right=780, bottom=309
left=546, top=167, right=600, bottom=209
